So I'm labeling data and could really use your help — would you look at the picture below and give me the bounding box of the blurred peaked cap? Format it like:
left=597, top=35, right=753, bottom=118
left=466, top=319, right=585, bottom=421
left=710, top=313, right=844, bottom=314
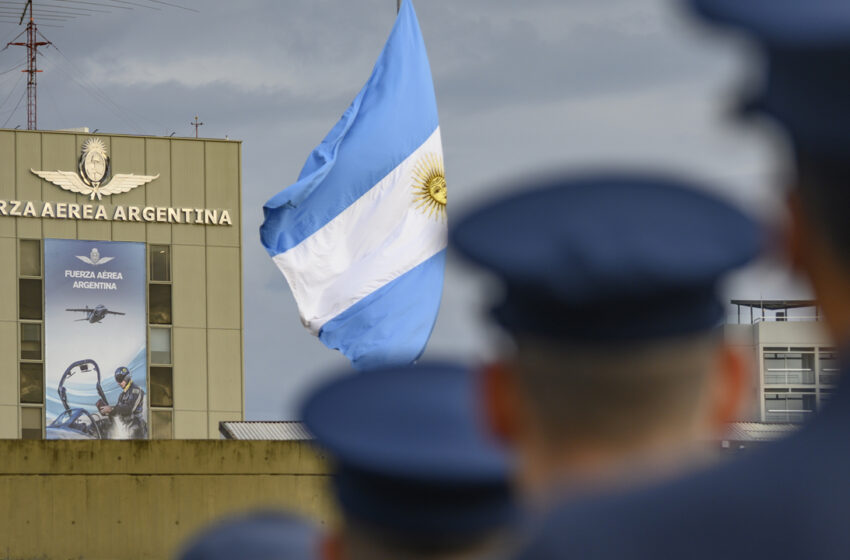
left=300, top=362, right=516, bottom=537
left=744, top=46, right=850, bottom=159
left=689, top=0, right=850, bottom=46
left=178, top=511, right=319, bottom=560
left=450, top=173, right=764, bottom=342
left=689, top=0, right=850, bottom=158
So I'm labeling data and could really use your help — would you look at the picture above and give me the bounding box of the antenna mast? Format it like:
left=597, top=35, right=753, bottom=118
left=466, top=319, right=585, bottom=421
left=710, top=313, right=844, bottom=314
left=190, top=115, right=203, bottom=138
left=7, top=0, right=51, bottom=130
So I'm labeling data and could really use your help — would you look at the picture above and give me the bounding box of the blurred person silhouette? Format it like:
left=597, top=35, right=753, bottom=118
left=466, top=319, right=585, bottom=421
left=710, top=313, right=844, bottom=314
left=177, top=510, right=319, bottom=560
left=510, top=2, right=850, bottom=559
left=450, top=173, right=763, bottom=507
left=301, top=362, right=516, bottom=560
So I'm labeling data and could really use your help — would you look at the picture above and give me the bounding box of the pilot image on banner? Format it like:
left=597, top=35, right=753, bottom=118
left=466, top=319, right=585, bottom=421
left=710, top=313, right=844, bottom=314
left=97, top=367, right=147, bottom=439
left=43, top=239, right=148, bottom=440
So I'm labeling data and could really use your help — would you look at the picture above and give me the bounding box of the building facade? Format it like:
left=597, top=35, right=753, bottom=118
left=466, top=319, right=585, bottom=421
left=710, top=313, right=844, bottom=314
left=727, top=300, right=836, bottom=424
left=0, top=128, right=244, bottom=439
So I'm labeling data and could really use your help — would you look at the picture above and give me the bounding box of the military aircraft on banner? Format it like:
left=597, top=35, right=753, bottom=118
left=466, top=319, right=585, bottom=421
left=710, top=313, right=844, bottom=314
left=66, top=304, right=125, bottom=324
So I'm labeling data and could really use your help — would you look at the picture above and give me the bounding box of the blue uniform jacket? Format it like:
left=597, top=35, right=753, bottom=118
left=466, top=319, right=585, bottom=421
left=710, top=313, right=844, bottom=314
left=515, top=366, right=850, bottom=559
left=114, top=381, right=145, bottom=421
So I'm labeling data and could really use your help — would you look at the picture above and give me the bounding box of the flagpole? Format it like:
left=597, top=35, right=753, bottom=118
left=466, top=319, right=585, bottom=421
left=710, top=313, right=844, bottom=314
left=397, top=0, right=400, bottom=13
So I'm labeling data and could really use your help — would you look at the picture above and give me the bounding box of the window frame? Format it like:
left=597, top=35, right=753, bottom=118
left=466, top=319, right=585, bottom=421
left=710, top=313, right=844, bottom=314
left=19, top=239, right=44, bottom=438
left=20, top=405, right=44, bottom=440
left=147, top=244, right=174, bottom=439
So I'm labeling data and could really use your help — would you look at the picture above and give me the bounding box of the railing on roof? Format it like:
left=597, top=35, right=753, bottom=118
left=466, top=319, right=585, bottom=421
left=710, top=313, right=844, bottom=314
left=752, top=315, right=820, bottom=324
left=729, top=299, right=820, bottom=325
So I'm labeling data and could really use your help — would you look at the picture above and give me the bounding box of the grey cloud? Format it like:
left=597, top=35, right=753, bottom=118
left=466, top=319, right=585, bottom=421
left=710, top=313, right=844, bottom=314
left=0, top=0, right=794, bottom=419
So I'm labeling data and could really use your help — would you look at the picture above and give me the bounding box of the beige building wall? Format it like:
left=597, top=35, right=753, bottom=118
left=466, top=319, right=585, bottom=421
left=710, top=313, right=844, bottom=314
left=0, top=129, right=244, bottom=439
left=754, top=321, right=830, bottom=348
left=727, top=319, right=833, bottom=423
left=0, top=440, right=335, bottom=560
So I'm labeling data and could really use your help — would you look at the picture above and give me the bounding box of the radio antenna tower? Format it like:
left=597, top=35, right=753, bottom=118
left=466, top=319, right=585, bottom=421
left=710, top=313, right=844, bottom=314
left=7, top=0, right=51, bottom=130
left=190, top=115, right=203, bottom=138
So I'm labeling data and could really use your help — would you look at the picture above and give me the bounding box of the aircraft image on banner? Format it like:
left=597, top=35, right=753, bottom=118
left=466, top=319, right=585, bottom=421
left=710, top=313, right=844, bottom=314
left=66, top=305, right=125, bottom=324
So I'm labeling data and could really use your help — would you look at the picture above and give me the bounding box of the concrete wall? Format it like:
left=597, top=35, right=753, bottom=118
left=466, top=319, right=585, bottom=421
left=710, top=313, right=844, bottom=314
left=0, top=439, right=334, bottom=560
left=725, top=324, right=761, bottom=421
left=0, top=129, right=244, bottom=439
left=755, top=321, right=830, bottom=347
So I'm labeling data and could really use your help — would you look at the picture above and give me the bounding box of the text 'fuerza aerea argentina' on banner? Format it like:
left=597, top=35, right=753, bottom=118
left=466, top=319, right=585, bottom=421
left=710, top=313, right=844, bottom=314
left=0, top=199, right=233, bottom=226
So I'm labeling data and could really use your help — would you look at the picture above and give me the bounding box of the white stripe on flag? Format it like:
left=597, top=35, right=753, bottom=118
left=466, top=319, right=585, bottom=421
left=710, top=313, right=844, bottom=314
left=273, top=127, right=447, bottom=334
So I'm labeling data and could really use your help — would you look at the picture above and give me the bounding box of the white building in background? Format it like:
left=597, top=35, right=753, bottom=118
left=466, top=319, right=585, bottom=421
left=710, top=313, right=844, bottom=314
left=727, top=300, right=837, bottom=424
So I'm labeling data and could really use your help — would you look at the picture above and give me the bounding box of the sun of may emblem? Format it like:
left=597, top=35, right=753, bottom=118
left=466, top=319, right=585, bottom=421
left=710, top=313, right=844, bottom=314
left=411, top=153, right=447, bottom=221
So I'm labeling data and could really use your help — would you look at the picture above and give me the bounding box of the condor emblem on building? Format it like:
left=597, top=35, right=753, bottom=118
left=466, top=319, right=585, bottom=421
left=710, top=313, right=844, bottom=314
left=31, top=138, right=159, bottom=201
left=76, top=248, right=114, bottom=266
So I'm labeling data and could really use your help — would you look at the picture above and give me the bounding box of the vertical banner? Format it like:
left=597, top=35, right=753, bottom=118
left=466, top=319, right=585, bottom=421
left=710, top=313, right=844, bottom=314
left=44, top=239, right=148, bottom=440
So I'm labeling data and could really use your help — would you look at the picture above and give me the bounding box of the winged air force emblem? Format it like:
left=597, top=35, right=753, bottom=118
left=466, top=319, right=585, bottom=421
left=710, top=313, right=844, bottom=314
left=76, top=248, right=114, bottom=266
left=31, top=138, right=159, bottom=201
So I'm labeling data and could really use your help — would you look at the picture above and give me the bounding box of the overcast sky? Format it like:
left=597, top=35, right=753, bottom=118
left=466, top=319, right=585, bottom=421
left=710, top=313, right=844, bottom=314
left=0, top=0, right=811, bottom=418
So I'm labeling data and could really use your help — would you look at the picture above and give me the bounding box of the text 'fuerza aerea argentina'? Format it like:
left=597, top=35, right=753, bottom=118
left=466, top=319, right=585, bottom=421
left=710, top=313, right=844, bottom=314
left=65, top=269, right=124, bottom=290
left=0, top=199, right=233, bottom=225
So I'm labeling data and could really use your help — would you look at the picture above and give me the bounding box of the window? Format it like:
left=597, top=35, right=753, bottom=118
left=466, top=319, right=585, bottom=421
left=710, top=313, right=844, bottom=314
left=19, top=278, right=42, bottom=320
left=150, top=327, right=171, bottom=365
left=20, top=323, right=41, bottom=360
left=20, top=362, right=43, bottom=404
left=18, top=239, right=45, bottom=439
left=149, top=284, right=172, bottom=325
left=764, top=391, right=816, bottom=423
left=763, top=350, right=815, bottom=385
left=149, top=244, right=174, bottom=439
left=150, top=367, right=173, bottom=407
left=150, top=245, right=170, bottom=282
left=21, top=407, right=42, bottom=439
left=819, top=350, right=840, bottom=386
left=19, top=239, right=41, bottom=277
left=150, top=409, right=173, bottom=439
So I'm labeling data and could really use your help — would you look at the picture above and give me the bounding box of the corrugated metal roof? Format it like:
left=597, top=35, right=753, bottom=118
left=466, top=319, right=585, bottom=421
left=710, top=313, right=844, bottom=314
left=724, top=422, right=798, bottom=443
left=219, top=421, right=313, bottom=441
left=219, top=421, right=796, bottom=443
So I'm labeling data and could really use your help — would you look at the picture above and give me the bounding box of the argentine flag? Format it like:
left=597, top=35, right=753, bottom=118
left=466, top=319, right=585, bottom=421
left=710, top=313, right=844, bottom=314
left=260, top=0, right=446, bottom=370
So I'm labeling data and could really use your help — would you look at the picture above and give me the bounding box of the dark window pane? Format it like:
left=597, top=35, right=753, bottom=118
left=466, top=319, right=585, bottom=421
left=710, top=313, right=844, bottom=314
left=150, top=367, right=173, bottom=407
left=763, top=351, right=815, bottom=384
left=149, top=284, right=172, bottom=325
left=150, top=328, right=171, bottom=365
left=764, top=392, right=816, bottom=423
left=20, top=239, right=41, bottom=277
left=19, top=279, right=42, bottom=320
left=20, top=362, right=43, bottom=404
left=820, top=351, right=840, bottom=386
left=20, top=323, right=41, bottom=360
left=151, top=409, right=173, bottom=440
left=21, top=407, right=42, bottom=439
left=150, top=245, right=170, bottom=282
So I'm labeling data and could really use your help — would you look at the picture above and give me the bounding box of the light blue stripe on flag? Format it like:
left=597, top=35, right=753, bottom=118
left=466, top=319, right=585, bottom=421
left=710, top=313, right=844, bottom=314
left=261, top=0, right=439, bottom=255
left=319, top=250, right=446, bottom=370
left=260, top=0, right=447, bottom=369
